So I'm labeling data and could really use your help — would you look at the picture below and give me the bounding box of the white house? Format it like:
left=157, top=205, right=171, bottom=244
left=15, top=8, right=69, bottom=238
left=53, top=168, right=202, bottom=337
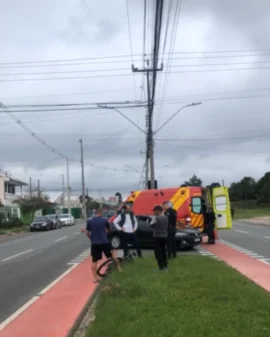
left=0, top=173, right=27, bottom=207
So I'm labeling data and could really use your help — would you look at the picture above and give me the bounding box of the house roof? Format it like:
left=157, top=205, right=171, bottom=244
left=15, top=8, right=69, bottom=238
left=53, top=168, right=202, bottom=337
left=0, top=173, right=28, bottom=187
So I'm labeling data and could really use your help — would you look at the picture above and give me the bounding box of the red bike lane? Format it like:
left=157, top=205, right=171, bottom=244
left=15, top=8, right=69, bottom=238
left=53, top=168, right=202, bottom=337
left=0, top=257, right=97, bottom=337
left=203, top=242, right=270, bottom=292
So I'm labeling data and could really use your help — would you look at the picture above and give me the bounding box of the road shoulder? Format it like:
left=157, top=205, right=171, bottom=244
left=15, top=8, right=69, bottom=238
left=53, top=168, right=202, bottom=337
left=0, top=257, right=98, bottom=337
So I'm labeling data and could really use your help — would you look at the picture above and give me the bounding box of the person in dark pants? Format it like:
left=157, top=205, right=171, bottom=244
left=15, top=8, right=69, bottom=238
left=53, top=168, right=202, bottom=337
left=163, top=201, right=177, bottom=259
left=84, top=208, right=121, bottom=283
left=200, top=198, right=207, bottom=234
left=113, top=205, right=142, bottom=258
left=206, top=206, right=216, bottom=244
left=150, top=205, right=168, bottom=271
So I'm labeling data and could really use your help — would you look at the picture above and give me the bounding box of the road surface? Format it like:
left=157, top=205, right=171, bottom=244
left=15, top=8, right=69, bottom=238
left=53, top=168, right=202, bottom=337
left=220, top=220, right=270, bottom=262
left=0, top=224, right=89, bottom=325
left=1, top=219, right=267, bottom=326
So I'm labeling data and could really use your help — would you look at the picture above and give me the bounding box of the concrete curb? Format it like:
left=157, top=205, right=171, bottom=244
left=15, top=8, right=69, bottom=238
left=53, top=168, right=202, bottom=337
left=237, top=220, right=270, bottom=227
left=66, top=279, right=104, bottom=337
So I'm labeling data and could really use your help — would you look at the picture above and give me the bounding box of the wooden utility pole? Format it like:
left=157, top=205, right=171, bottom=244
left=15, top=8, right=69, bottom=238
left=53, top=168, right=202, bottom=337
left=62, top=174, right=65, bottom=206
left=66, top=158, right=71, bottom=214
left=37, top=179, right=40, bottom=197
left=29, top=177, right=32, bottom=197
left=79, top=139, right=87, bottom=220
left=132, top=60, right=163, bottom=189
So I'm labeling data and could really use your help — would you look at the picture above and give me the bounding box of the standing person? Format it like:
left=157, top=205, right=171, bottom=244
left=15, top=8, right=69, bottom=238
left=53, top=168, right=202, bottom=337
left=113, top=205, right=142, bottom=258
left=163, top=201, right=177, bottom=259
left=150, top=205, right=168, bottom=271
left=200, top=198, right=207, bottom=234
left=206, top=206, right=216, bottom=244
left=85, top=208, right=121, bottom=283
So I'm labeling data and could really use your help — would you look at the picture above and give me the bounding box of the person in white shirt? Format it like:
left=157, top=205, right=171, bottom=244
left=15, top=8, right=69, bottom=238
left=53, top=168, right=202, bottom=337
left=113, top=205, right=142, bottom=258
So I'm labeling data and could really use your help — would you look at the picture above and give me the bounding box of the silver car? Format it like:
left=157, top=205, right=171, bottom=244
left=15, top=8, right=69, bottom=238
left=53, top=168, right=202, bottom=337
left=59, top=213, right=75, bottom=226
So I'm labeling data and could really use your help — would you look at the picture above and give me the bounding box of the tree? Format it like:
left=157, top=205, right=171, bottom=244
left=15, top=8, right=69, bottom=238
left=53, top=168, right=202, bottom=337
left=14, top=194, right=51, bottom=219
left=256, top=172, right=270, bottom=204
left=184, top=174, right=202, bottom=187
left=115, top=192, right=122, bottom=204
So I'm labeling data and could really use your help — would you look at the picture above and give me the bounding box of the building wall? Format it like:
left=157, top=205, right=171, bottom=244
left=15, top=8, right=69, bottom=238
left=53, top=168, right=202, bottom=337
left=0, top=176, right=5, bottom=205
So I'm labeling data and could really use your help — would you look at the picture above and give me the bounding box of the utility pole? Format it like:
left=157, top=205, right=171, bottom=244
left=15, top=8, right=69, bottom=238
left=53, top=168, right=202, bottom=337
left=79, top=139, right=87, bottom=220
left=29, top=177, right=32, bottom=197
left=62, top=174, right=65, bottom=206
left=66, top=158, right=71, bottom=214
left=132, top=60, right=163, bottom=189
left=37, top=180, right=40, bottom=198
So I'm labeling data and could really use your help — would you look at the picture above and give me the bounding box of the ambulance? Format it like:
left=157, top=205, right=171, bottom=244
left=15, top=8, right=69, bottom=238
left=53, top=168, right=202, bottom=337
left=121, top=183, right=232, bottom=232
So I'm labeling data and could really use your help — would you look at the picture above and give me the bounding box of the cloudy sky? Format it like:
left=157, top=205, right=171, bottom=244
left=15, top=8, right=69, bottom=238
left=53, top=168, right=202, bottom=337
left=1, top=0, right=270, bottom=197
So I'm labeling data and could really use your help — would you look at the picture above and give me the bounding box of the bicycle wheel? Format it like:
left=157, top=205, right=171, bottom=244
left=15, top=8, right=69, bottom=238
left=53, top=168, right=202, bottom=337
left=97, top=258, right=116, bottom=277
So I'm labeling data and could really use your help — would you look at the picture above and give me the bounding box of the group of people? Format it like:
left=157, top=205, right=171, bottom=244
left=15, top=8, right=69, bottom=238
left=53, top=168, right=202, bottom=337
left=84, top=201, right=178, bottom=281
left=84, top=199, right=217, bottom=281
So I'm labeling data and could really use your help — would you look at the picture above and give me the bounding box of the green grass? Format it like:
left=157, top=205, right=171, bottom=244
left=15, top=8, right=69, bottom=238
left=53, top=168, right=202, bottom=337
left=234, top=207, right=270, bottom=220
left=87, top=257, right=270, bottom=337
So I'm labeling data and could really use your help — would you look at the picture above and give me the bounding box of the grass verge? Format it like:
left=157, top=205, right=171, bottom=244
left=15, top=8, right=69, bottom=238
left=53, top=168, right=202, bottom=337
left=0, top=225, right=29, bottom=236
left=87, top=256, right=270, bottom=337
left=234, top=207, right=270, bottom=220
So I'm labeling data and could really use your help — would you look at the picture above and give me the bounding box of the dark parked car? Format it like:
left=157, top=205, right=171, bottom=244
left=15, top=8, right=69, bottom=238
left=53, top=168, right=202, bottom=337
left=30, top=216, right=54, bottom=232
left=108, top=215, right=202, bottom=250
left=45, top=214, right=61, bottom=229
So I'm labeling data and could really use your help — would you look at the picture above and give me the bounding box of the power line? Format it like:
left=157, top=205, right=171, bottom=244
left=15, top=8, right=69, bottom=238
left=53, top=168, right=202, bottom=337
left=0, top=104, right=146, bottom=114
left=0, top=104, right=73, bottom=160
left=0, top=67, right=130, bottom=76
left=3, top=49, right=270, bottom=66
left=125, top=0, right=137, bottom=102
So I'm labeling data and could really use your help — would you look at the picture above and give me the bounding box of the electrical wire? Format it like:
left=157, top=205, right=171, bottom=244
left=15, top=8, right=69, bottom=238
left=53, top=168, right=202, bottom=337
left=125, top=0, right=137, bottom=102
left=0, top=104, right=73, bottom=160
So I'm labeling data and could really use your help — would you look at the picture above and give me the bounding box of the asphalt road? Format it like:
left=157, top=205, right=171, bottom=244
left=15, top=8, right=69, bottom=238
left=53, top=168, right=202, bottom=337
left=0, top=224, right=90, bottom=325
left=220, top=220, right=270, bottom=260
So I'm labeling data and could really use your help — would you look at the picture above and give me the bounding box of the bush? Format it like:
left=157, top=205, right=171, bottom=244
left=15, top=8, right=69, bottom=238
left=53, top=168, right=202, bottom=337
left=0, top=216, right=24, bottom=229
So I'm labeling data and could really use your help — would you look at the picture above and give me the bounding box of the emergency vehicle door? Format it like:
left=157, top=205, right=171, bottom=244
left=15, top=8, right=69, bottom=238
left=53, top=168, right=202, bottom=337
left=212, top=187, right=232, bottom=229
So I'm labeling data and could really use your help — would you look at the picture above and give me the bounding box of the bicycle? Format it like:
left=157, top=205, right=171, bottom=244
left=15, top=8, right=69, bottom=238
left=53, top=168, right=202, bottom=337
left=97, top=250, right=137, bottom=278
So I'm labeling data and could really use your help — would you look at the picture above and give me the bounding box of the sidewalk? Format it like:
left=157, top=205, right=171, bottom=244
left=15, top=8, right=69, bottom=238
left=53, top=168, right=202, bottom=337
left=203, top=242, right=270, bottom=292
left=0, top=257, right=97, bottom=337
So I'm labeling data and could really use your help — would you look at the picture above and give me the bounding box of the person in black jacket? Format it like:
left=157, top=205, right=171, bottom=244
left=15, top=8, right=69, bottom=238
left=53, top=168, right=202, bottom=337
left=200, top=198, right=207, bottom=234
left=206, top=206, right=216, bottom=244
left=162, top=201, right=177, bottom=259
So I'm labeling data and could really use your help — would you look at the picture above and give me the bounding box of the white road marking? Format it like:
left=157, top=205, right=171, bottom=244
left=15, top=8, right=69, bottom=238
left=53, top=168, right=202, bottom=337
left=75, top=232, right=80, bottom=235
left=264, top=236, right=270, bottom=239
left=258, top=258, right=270, bottom=265
left=0, top=296, right=39, bottom=330
left=234, top=229, right=249, bottom=234
left=54, top=236, right=68, bottom=243
left=38, top=263, right=78, bottom=295
left=1, top=249, right=33, bottom=262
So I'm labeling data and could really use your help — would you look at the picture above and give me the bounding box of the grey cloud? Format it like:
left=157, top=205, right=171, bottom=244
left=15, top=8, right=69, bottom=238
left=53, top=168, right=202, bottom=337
left=1, top=0, right=270, bottom=196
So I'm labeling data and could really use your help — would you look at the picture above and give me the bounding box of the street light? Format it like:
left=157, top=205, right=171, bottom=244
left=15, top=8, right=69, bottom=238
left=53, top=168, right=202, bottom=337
left=154, top=102, right=202, bottom=135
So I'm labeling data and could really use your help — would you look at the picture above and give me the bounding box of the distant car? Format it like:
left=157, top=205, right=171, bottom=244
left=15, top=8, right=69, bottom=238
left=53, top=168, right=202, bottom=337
left=30, top=216, right=54, bottom=232
left=45, top=214, right=61, bottom=229
left=59, top=213, right=75, bottom=226
left=108, top=215, right=202, bottom=250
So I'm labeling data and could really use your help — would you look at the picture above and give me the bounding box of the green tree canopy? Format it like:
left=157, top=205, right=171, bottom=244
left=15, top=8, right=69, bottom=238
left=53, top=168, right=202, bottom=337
left=184, top=174, right=203, bottom=187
